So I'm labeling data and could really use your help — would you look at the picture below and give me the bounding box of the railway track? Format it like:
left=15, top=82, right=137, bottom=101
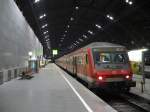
left=94, top=90, right=150, bottom=112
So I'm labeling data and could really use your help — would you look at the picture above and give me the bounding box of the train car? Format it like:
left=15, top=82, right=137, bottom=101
left=56, top=42, right=136, bottom=91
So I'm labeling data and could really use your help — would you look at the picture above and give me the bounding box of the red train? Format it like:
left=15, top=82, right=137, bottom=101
left=56, top=42, right=136, bottom=92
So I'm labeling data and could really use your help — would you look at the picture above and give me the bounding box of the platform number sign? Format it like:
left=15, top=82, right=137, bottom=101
left=52, top=49, right=58, bottom=56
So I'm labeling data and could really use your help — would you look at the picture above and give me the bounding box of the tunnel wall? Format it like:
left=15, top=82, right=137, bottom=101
left=0, top=0, right=43, bottom=82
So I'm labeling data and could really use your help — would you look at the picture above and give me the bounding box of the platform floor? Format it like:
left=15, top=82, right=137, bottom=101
left=0, top=64, right=117, bottom=112
left=131, top=74, right=150, bottom=100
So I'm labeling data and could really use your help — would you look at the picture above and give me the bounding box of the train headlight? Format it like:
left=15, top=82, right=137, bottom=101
left=125, top=75, right=130, bottom=79
left=98, top=76, right=103, bottom=80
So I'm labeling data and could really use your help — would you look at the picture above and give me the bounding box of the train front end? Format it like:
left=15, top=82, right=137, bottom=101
left=92, top=47, right=136, bottom=91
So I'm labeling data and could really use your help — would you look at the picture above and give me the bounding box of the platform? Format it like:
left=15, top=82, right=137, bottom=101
left=0, top=64, right=117, bottom=112
left=131, top=74, right=150, bottom=100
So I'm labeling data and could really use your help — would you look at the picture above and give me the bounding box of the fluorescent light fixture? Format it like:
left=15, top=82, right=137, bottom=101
left=125, top=0, right=133, bottom=5
left=39, top=14, right=46, bottom=19
left=76, top=41, right=79, bottom=44
left=88, top=30, right=94, bottom=35
left=45, top=35, right=49, bottom=38
left=42, top=24, right=48, bottom=28
left=79, top=38, right=83, bottom=42
left=34, top=0, right=40, bottom=3
left=43, top=31, right=48, bottom=34
left=95, top=24, right=102, bottom=29
left=125, top=0, right=129, bottom=3
left=128, top=1, right=133, bottom=5
left=70, top=17, right=74, bottom=21
left=106, top=14, right=114, bottom=20
left=75, top=6, right=79, bottom=10
left=83, top=35, right=87, bottom=38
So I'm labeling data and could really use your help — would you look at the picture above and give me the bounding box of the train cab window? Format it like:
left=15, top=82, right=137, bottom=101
left=112, top=54, right=127, bottom=63
left=95, top=53, right=111, bottom=63
left=93, top=51, right=128, bottom=64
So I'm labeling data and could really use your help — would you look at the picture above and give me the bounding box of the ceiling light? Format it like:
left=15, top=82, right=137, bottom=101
left=125, top=0, right=129, bottom=3
left=75, top=6, right=79, bottom=10
left=45, top=35, right=49, bottom=38
left=65, top=31, right=67, bottom=33
left=70, top=17, right=74, bottom=21
left=125, top=0, right=133, bottom=5
left=79, top=38, right=83, bottom=42
left=42, top=24, right=48, bottom=28
left=95, top=24, right=102, bottom=29
left=83, top=35, right=87, bottom=39
left=34, top=0, right=40, bottom=3
left=39, top=14, right=46, bottom=19
left=43, top=31, right=48, bottom=34
left=128, top=1, right=133, bottom=5
left=106, top=14, right=114, bottom=20
left=67, top=25, right=70, bottom=28
left=88, top=30, right=94, bottom=35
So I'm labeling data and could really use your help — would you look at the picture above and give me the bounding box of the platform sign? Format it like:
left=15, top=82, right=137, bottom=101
left=52, top=49, right=58, bottom=55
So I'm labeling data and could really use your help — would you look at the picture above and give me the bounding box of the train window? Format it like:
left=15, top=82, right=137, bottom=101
left=95, top=53, right=111, bottom=63
left=77, top=56, right=83, bottom=64
left=112, top=53, right=127, bottom=63
left=86, top=54, right=88, bottom=64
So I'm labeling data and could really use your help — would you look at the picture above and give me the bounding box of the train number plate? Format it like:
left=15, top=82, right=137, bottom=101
left=106, top=78, right=124, bottom=82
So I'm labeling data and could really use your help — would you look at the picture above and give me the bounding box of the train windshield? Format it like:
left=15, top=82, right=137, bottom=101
left=93, top=52, right=128, bottom=64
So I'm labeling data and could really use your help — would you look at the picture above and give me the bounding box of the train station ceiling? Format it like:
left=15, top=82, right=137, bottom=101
left=15, top=0, right=150, bottom=57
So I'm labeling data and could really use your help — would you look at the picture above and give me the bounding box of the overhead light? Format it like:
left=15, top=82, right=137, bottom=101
left=95, top=24, right=102, bottom=29
left=70, top=17, right=74, bottom=21
left=63, top=34, right=66, bottom=37
left=65, top=30, right=67, bottom=33
left=39, top=14, right=46, bottom=19
left=67, top=25, right=70, bottom=28
left=34, top=0, right=40, bottom=3
left=43, top=31, right=48, bottom=34
left=42, top=24, right=48, bottom=28
left=125, top=0, right=133, bottom=5
left=88, top=30, right=94, bottom=35
left=83, top=35, right=88, bottom=39
left=106, top=14, right=114, bottom=20
left=75, top=6, right=79, bottom=10
left=79, top=38, right=83, bottom=42
left=45, top=35, right=49, bottom=38
left=128, top=1, right=133, bottom=5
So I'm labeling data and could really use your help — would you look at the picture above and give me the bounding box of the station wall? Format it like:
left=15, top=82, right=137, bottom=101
left=0, top=0, right=43, bottom=82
